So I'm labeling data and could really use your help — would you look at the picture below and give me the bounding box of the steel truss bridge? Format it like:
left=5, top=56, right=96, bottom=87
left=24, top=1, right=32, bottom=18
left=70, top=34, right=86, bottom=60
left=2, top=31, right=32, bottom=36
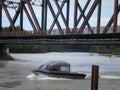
left=0, top=0, right=120, bottom=45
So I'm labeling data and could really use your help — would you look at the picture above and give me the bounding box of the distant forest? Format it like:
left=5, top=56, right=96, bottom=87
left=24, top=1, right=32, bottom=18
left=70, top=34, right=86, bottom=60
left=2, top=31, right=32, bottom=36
left=2, top=26, right=120, bottom=55
left=5, top=44, right=120, bottom=55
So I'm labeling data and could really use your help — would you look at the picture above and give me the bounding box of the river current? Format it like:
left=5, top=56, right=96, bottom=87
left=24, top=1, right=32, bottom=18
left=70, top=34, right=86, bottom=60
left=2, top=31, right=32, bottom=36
left=0, top=52, right=120, bottom=90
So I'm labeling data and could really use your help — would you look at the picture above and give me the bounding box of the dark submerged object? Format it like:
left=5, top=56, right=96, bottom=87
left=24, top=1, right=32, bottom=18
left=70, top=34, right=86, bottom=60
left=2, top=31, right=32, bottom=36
left=32, top=61, right=86, bottom=79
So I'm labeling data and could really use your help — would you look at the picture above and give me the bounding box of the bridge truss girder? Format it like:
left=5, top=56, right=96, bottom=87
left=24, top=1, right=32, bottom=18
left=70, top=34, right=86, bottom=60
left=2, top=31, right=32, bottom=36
left=0, top=0, right=119, bottom=34
left=74, top=0, right=120, bottom=34
left=0, top=0, right=42, bottom=31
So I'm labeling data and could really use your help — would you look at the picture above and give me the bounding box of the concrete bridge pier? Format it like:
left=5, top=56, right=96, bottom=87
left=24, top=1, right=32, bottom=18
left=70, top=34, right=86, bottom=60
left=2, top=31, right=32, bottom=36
left=0, top=44, right=6, bottom=55
left=0, top=44, right=14, bottom=60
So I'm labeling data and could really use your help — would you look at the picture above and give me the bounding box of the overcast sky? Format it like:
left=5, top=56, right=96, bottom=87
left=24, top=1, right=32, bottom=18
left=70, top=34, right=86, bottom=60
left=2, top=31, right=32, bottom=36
left=2, top=0, right=120, bottom=30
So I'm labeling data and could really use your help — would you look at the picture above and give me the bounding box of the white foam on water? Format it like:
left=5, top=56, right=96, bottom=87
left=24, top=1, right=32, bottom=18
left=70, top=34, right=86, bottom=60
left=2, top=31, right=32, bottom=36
left=26, top=74, right=70, bottom=81
left=26, top=73, right=120, bottom=80
left=85, top=73, right=91, bottom=79
left=100, top=75, right=120, bottom=80
left=84, top=73, right=120, bottom=80
left=26, top=74, right=37, bottom=80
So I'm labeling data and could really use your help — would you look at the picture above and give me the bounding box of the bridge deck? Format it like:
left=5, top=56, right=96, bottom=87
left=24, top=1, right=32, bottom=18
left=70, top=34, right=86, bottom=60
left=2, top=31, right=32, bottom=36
left=0, top=31, right=120, bottom=45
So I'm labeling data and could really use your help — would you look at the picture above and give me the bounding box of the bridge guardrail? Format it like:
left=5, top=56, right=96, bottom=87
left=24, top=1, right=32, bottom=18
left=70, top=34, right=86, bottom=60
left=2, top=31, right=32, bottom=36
left=0, top=27, right=120, bottom=37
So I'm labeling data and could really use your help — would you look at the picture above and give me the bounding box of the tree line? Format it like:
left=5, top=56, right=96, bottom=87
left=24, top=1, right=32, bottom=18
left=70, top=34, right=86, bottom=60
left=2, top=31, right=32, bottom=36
left=5, top=44, right=120, bottom=55
left=2, top=26, right=120, bottom=55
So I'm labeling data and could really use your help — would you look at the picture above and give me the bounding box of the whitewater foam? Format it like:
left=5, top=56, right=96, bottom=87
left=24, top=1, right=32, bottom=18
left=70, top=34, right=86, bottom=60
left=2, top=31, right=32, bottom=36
left=100, top=75, right=120, bottom=80
left=26, top=74, right=71, bottom=80
left=82, top=72, right=120, bottom=80
left=26, top=73, right=120, bottom=80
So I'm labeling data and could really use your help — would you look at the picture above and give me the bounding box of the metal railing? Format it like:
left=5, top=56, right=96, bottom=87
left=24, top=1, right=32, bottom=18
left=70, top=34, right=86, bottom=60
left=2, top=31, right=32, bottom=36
left=0, top=27, right=120, bottom=37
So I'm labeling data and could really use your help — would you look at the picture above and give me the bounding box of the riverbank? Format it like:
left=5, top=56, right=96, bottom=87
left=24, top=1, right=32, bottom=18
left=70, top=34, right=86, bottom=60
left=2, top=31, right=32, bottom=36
left=5, top=44, right=120, bottom=55
left=0, top=54, right=14, bottom=60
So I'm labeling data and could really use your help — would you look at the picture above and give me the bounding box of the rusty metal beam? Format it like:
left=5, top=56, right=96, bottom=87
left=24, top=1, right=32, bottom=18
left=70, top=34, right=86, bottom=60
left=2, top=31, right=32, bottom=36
left=23, top=4, right=37, bottom=30
left=54, top=0, right=69, bottom=29
left=103, top=3, right=120, bottom=33
left=97, top=0, right=102, bottom=34
left=20, top=0, right=23, bottom=31
left=49, top=0, right=66, bottom=31
left=77, top=0, right=93, bottom=34
left=25, top=0, right=41, bottom=30
left=44, top=0, right=48, bottom=30
left=78, top=0, right=100, bottom=33
left=9, top=3, right=37, bottom=31
left=4, top=1, right=20, bottom=5
left=41, top=0, right=44, bottom=30
left=41, top=0, right=47, bottom=30
left=66, top=0, right=70, bottom=29
left=9, top=6, right=20, bottom=31
left=47, top=0, right=63, bottom=33
left=74, top=0, right=77, bottom=29
left=77, top=0, right=91, bottom=26
left=113, top=0, right=118, bottom=33
left=0, top=0, right=119, bottom=36
left=2, top=1, right=16, bottom=31
left=0, top=0, right=2, bottom=31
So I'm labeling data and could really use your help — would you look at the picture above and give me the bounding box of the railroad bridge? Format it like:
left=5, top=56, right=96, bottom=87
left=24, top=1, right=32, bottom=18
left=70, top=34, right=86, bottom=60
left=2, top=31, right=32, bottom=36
left=0, top=0, right=120, bottom=55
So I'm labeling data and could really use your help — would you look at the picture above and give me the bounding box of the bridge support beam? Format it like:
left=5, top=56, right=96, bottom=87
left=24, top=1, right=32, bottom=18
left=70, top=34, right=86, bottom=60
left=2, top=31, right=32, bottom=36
left=25, top=0, right=41, bottom=31
left=113, top=0, right=118, bottom=33
left=0, top=44, right=14, bottom=60
left=41, top=0, right=48, bottom=30
left=97, top=0, right=102, bottom=34
left=0, top=0, right=2, bottom=32
left=20, top=0, right=24, bottom=31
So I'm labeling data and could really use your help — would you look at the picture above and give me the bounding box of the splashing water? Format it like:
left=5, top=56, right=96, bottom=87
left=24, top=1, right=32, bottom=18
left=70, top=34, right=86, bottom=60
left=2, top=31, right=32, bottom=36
left=26, top=74, right=71, bottom=81
left=100, top=75, right=120, bottom=80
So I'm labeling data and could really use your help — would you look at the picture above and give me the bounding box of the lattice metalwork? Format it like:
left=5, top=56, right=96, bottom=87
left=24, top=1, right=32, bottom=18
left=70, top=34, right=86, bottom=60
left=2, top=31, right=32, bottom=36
left=0, top=0, right=119, bottom=35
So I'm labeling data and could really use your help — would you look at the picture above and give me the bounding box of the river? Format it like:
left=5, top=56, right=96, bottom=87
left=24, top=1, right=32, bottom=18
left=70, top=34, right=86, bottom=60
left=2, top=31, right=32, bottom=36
left=0, top=52, right=120, bottom=90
